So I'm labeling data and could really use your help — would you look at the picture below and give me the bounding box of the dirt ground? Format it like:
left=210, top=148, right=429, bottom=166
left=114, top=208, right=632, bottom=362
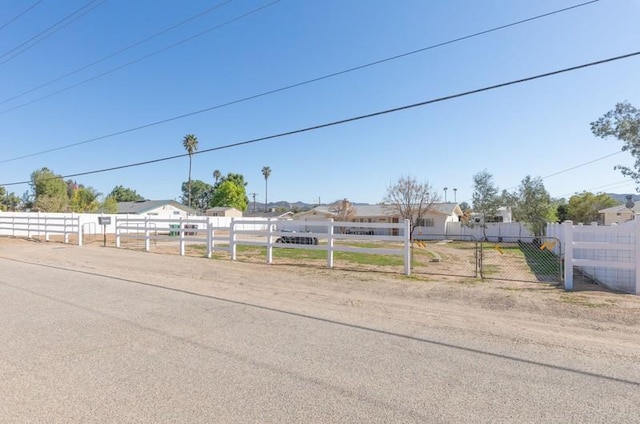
left=2, top=236, right=640, bottom=362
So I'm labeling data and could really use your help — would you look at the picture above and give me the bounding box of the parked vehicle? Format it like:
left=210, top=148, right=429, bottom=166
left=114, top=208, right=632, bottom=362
left=275, top=230, right=318, bottom=245
left=346, top=228, right=374, bottom=235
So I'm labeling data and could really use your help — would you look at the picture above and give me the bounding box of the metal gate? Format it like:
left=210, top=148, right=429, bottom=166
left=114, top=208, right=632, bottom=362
left=412, top=234, right=563, bottom=284
left=479, top=236, right=562, bottom=283
left=412, top=235, right=480, bottom=278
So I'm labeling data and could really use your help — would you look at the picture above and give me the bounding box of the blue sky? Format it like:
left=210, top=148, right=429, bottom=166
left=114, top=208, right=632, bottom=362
left=1, top=0, right=639, bottom=206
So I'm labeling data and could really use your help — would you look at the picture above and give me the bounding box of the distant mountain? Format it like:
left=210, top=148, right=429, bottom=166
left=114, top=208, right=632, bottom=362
left=606, top=193, right=640, bottom=205
left=247, top=200, right=374, bottom=213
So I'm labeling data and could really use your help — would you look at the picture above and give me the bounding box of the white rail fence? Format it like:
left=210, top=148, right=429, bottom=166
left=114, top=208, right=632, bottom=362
left=547, top=219, right=640, bottom=294
left=0, top=213, right=83, bottom=245
left=115, top=216, right=412, bottom=275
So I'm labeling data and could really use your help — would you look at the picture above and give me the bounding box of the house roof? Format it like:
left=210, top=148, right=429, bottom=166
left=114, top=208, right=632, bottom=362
left=299, top=202, right=462, bottom=218
left=117, top=200, right=199, bottom=215
left=244, top=210, right=294, bottom=219
left=205, top=207, right=240, bottom=213
left=599, top=204, right=640, bottom=213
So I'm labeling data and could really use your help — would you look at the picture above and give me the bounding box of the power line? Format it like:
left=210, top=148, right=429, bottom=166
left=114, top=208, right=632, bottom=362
left=0, top=0, right=599, bottom=154
left=0, top=0, right=44, bottom=33
left=0, top=0, right=233, bottom=107
left=0, top=0, right=105, bottom=66
left=541, top=151, right=624, bottom=179
left=0, top=1, right=604, bottom=164
left=557, top=179, right=635, bottom=198
left=502, top=150, right=626, bottom=192
left=2, top=50, right=638, bottom=187
left=0, top=0, right=280, bottom=115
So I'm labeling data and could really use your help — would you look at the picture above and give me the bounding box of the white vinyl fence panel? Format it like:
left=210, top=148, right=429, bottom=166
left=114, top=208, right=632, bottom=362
left=548, top=219, right=640, bottom=294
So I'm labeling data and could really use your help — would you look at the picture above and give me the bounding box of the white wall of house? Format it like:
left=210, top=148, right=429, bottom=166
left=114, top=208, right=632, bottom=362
left=136, top=204, right=190, bottom=219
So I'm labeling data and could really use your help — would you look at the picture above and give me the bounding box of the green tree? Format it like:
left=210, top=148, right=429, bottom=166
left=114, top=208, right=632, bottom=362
left=181, top=179, right=214, bottom=210
left=182, top=134, right=199, bottom=209
left=216, top=173, right=249, bottom=207
left=101, top=196, right=119, bottom=213
left=554, top=199, right=569, bottom=223
left=566, top=192, right=619, bottom=224
left=108, top=185, right=144, bottom=202
left=213, top=169, right=221, bottom=185
left=510, top=176, right=556, bottom=236
left=591, top=102, right=640, bottom=189
left=471, top=170, right=500, bottom=237
left=210, top=180, right=248, bottom=211
left=382, top=175, right=439, bottom=240
left=69, top=186, right=100, bottom=213
left=30, top=167, right=68, bottom=212
left=261, top=166, right=271, bottom=212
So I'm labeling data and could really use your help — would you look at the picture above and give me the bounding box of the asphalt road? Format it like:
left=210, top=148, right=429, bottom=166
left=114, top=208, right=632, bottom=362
left=1, top=256, right=639, bottom=423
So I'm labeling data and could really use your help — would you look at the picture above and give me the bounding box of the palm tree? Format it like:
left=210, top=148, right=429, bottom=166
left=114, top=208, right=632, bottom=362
left=261, top=166, right=271, bottom=212
left=182, top=134, right=198, bottom=209
left=213, top=169, right=221, bottom=186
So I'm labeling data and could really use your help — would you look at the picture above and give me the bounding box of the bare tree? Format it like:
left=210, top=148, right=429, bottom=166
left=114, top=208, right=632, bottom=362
left=329, top=198, right=357, bottom=221
left=329, top=198, right=357, bottom=233
left=382, top=175, right=438, bottom=240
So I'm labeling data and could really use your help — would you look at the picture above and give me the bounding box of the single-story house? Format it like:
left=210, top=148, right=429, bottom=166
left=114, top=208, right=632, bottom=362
left=205, top=207, right=243, bottom=218
left=243, top=210, right=294, bottom=219
left=470, top=206, right=512, bottom=224
left=599, top=204, right=640, bottom=226
left=293, top=201, right=463, bottom=235
left=117, top=200, right=200, bottom=218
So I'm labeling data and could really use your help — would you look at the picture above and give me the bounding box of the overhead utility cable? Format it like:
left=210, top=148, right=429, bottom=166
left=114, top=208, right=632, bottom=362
left=0, top=0, right=601, bottom=161
left=0, top=0, right=233, bottom=106
left=0, top=0, right=105, bottom=66
left=0, top=0, right=44, bottom=33
left=0, top=0, right=280, bottom=114
left=2, top=50, right=638, bottom=187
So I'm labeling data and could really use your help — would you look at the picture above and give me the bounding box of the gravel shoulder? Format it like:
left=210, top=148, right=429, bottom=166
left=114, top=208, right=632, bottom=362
left=2, top=236, right=639, bottom=362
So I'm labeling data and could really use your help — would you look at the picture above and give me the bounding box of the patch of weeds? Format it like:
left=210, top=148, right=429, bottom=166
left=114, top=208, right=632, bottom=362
left=481, top=264, right=499, bottom=275
left=559, top=294, right=609, bottom=308
left=452, top=278, right=483, bottom=285
left=403, top=274, right=434, bottom=283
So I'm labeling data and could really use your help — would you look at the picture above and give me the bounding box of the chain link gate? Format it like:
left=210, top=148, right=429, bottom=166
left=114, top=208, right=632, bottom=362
left=412, top=235, right=480, bottom=278
left=412, top=234, right=563, bottom=284
left=479, top=236, right=563, bottom=284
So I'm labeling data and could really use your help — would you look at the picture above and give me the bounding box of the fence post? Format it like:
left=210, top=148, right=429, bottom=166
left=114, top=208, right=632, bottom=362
left=207, top=220, right=213, bottom=259
left=178, top=216, right=185, bottom=256
left=77, top=217, right=83, bottom=246
left=563, top=220, right=574, bottom=290
left=635, top=214, right=640, bottom=295
left=327, top=219, right=334, bottom=268
left=64, top=216, right=69, bottom=243
left=44, top=215, right=49, bottom=241
left=115, top=218, right=121, bottom=248
left=230, top=219, right=237, bottom=261
left=266, top=219, right=273, bottom=264
left=144, top=216, right=151, bottom=252
left=404, top=219, right=411, bottom=276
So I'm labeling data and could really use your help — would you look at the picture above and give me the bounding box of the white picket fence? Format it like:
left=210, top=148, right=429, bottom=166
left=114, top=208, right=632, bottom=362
left=547, top=219, right=640, bottom=294
left=0, top=213, right=83, bottom=245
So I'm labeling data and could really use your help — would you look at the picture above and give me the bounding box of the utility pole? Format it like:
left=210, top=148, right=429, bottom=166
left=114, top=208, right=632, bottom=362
left=250, top=192, right=258, bottom=213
